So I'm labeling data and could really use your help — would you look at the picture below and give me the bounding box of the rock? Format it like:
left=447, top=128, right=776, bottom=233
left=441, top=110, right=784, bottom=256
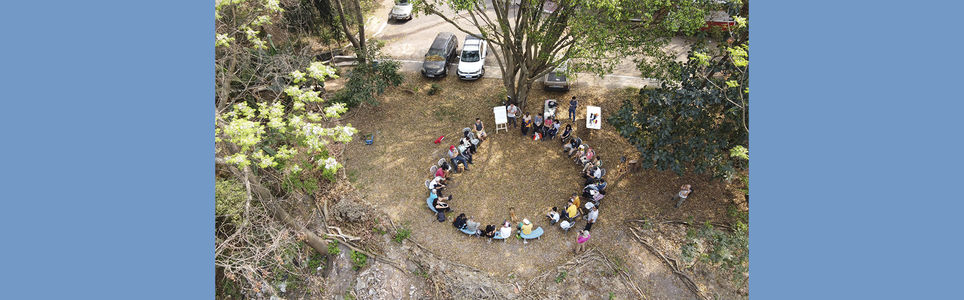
left=333, top=195, right=369, bottom=223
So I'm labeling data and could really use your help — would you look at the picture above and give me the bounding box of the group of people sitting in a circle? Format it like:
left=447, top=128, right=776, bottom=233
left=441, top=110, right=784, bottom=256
left=424, top=101, right=608, bottom=247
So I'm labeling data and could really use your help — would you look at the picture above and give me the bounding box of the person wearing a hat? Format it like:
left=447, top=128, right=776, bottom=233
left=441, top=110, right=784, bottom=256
left=448, top=145, right=469, bottom=171
left=519, top=218, right=533, bottom=235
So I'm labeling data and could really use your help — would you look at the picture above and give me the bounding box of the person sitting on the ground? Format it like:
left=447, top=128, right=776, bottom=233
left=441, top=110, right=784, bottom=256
left=465, top=216, right=481, bottom=233
left=498, top=221, right=512, bottom=238
left=519, top=218, right=533, bottom=235
left=453, top=213, right=468, bottom=229
left=546, top=207, right=560, bottom=224
left=473, top=118, right=488, bottom=141
left=521, top=113, right=533, bottom=136
left=585, top=179, right=608, bottom=193
left=449, top=145, right=469, bottom=171
left=568, top=139, right=583, bottom=157
left=432, top=195, right=451, bottom=212
left=560, top=124, right=573, bottom=143
left=532, top=130, right=542, bottom=141
left=481, top=224, right=497, bottom=238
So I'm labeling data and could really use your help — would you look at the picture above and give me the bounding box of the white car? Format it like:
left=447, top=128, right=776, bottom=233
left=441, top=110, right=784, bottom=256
left=457, top=35, right=487, bottom=80
left=389, top=0, right=413, bottom=21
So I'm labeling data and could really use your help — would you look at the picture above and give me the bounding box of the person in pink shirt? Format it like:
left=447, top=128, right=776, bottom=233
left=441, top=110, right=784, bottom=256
left=574, top=230, right=591, bottom=254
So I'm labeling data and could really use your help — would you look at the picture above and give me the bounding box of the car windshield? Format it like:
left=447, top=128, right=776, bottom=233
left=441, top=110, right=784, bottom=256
left=461, top=50, right=480, bottom=62
left=425, top=54, right=445, bottom=61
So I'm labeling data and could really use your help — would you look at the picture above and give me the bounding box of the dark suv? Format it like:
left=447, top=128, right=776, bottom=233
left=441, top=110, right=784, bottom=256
left=421, top=32, right=459, bottom=78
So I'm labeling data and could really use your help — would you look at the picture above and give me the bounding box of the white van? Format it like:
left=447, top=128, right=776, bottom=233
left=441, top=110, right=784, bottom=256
left=457, top=35, right=487, bottom=80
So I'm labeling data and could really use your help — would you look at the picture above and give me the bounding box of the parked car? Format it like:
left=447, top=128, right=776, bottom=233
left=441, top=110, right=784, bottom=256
left=542, top=61, right=570, bottom=91
left=389, top=0, right=413, bottom=21
left=457, top=35, right=487, bottom=80
left=421, top=32, right=459, bottom=78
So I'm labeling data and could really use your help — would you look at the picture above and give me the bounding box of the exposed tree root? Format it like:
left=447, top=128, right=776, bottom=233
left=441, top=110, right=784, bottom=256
left=626, top=221, right=708, bottom=300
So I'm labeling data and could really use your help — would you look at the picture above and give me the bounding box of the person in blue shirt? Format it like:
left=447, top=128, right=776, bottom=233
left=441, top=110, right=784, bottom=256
left=568, top=96, right=578, bottom=121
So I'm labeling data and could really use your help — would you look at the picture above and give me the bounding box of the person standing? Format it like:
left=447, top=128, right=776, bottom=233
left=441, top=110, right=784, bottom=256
left=506, top=103, right=519, bottom=128
left=574, top=230, right=591, bottom=254
left=584, top=204, right=598, bottom=231
left=568, top=96, right=578, bottom=121
left=673, top=184, right=693, bottom=208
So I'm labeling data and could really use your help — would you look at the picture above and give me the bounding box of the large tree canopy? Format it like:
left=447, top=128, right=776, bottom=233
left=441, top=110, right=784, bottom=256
left=416, top=0, right=712, bottom=110
left=609, top=0, right=748, bottom=180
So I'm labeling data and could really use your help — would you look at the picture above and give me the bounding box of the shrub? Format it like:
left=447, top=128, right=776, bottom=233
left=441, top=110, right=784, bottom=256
left=393, top=227, right=411, bottom=243
left=327, top=241, right=341, bottom=256
left=427, top=83, right=441, bottom=95
left=215, top=179, right=246, bottom=225
left=331, top=60, right=403, bottom=107
left=350, top=250, right=368, bottom=270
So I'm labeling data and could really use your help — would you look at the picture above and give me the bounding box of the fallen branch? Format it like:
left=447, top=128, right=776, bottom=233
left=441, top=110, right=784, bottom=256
left=627, top=225, right=707, bottom=300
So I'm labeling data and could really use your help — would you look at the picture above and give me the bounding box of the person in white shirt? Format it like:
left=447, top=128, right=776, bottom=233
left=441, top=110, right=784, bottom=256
left=498, top=221, right=512, bottom=238
left=673, top=184, right=693, bottom=208
left=506, top=103, right=519, bottom=128
left=584, top=204, right=599, bottom=231
left=546, top=207, right=560, bottom=224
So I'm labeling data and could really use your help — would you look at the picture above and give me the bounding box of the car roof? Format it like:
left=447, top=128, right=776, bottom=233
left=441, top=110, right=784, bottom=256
left=430, top=32, right=455, bottom=50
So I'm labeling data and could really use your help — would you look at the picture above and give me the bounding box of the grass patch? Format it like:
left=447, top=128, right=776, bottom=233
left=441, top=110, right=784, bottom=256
left=393, top=226, right=411, bottom=243
left=555, top=271, right=567, bottom=283
left=350, top=250, right=368, bottom=270
left=327, top=241, right=341, bottom=256
left=432, top=105, right=461, bottom=122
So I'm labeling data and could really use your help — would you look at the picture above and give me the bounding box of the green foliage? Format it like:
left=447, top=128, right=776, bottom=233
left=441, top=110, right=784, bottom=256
left=393, top=227, right=411, bottom=244
left=427, top=83, right=441, bottom=96
left=608, top=1, right=749, bottom=180
left=307, top=250, right=325, bottom=271
left=327, top=241, right=341, bottom=255
left=555, top=271, right=568, bottom=283
left=282, top=171, right=319, bottom=194
left=680, top=221, right=748, bottom=283
left=215, top=178, right=247, bottom=224
left=350, top=250, right=368, bottom=270
left=609, top=292, right=616, bottom=300
left=331, top=60, right=403, bottom=107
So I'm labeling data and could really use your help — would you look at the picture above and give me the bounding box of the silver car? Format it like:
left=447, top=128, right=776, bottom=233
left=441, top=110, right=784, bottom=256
left=543, top=61, right=570, bottom=91
left=390, top=0, right=413, bottom=21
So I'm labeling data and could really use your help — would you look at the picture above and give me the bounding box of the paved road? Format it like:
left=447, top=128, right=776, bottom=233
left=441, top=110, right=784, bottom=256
left=367, top=0, right=686, bottom=89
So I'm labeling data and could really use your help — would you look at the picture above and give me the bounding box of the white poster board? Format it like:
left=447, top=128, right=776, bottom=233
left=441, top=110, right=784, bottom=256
left=493, top=106, right=507, bottom=124
left=586, top=106, right=602, bottom=130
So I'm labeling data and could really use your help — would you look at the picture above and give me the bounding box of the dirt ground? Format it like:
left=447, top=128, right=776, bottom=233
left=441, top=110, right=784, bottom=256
left=340, top=73, right=745, bottom=298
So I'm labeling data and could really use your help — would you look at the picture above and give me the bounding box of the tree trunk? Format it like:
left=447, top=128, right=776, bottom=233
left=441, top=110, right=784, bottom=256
left=350, top=0, right=367, bottom=64
left=332, top=0, right=366, bottom=64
